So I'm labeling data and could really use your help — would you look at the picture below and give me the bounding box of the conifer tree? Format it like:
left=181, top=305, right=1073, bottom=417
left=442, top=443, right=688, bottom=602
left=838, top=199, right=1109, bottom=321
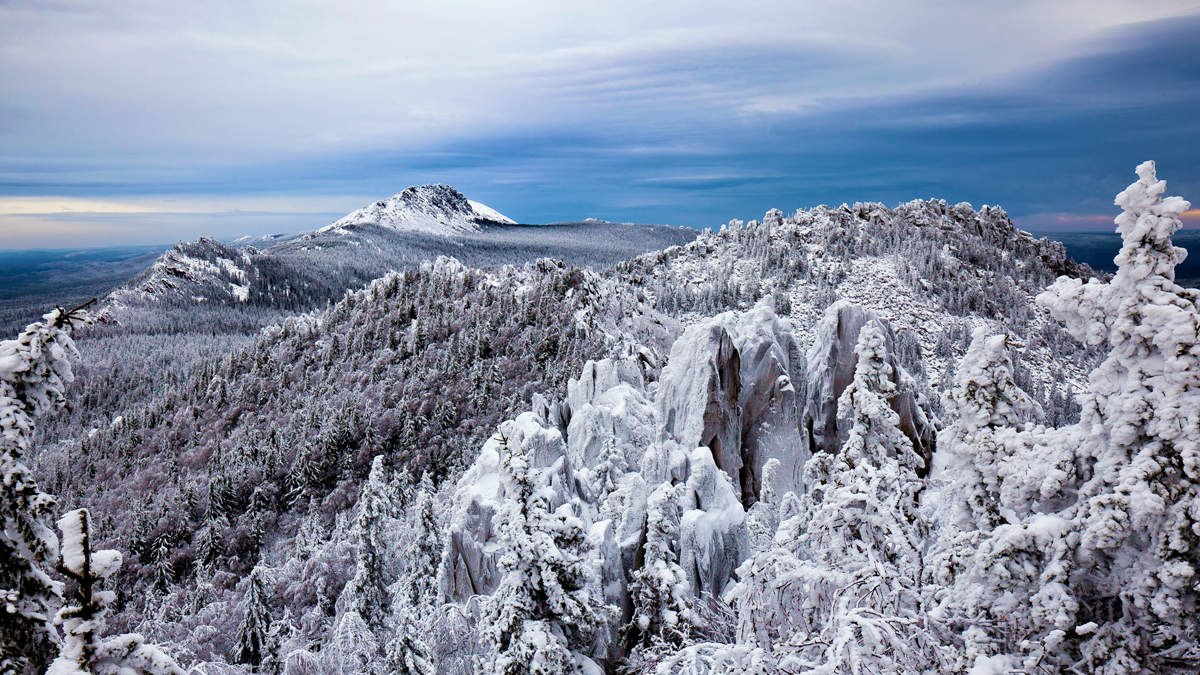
left=481, top=433, right=610, bottom=674
left=623, top=482, right=696, bottom=654
left=344, top=455, right=393, bottom=632
left=47, top=508, right=184, bottom=675
left=234, top=565, right=273, bottom=668
left=0, top=302, right=91, bottom=672
left=728, top=321, right=944, bottom=672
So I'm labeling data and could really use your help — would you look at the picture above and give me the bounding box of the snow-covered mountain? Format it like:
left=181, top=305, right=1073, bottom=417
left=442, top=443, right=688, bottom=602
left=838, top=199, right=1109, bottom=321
left=97, top=186, right=694, bottom=320
left=14, top=165, right=1200, bottom=674
left=319, top=184, right=515, bottom=236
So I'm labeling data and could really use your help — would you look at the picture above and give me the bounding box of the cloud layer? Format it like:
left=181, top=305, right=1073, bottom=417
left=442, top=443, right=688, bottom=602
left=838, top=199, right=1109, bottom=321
left=2, top=1, right=1198, bottom=247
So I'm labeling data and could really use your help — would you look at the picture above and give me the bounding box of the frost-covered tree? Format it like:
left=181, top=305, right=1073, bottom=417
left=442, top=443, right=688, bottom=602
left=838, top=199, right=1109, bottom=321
left=343, top=455, right=393, bottom=632
left=945, top=162, right=1200, bottom=673
left=935, top=328, right=1041, bottom=531
left=385, top=476, right=439, bottom=675
left=47, top=508, right=183, bottom=675
left=234, top=565, right=273, bottom=668
left=0, top=302, right=91, bottom=672
left=728, top=321, right=944, bottom=672
left=481, top=433, right=610, bottom=674
left=384, top=606, right=435, bottom=675
left=623, top=482, right=696, bottom=655
left=1037, top=162, right=1199, bottom=670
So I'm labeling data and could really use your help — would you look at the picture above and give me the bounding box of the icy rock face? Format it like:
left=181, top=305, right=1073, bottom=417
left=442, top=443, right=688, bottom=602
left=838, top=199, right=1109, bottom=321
left=679, top=446, right=749, bottom=599
left=726, top=302, right=808, bottom=504
left=441, top=350, right=751, bottom=625
left=802, top=301, right=938, bottom=471
left=657, top=321, right=743, bottom=492
left=565, top=358, right=654, bottom=470
left=657, top=302, right=809, bottom=504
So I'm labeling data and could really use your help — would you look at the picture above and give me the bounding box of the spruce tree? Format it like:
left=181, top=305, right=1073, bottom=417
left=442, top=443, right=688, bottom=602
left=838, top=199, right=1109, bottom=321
left=0, top=302, right=91, bottom=672
left=481, top=433, right=610, bottom=674
left=623, top=483, right=696, bottom=654
left=47, top=508, right=184, bottom=674
left=344, top=455, right=393, bottom=632
left=234, top=565, right=273, bottom=668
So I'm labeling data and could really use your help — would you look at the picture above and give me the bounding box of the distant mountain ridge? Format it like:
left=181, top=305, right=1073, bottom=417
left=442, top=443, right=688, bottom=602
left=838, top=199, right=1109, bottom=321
left=96, top=185, right=697, bottom=325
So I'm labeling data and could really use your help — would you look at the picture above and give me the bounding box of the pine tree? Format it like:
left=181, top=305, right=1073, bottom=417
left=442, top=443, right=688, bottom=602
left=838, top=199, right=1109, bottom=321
left=481, top=433, right=610, bottom=674
left=0, top=302, right=91, bottom=672
left=936, top=328, right=1040, bottom=531
left=234, top=565, right=273, bottom=668
left=47, top=508, right=184, bottom=674
left=385, top=474, right=439, bottom=675
left=151, top=536, right=173, bottom=594
left=943, top=162, right=1200, bottom=673
left=194, top=518, right=222, bottom=576
left=623, top=482, right=696, bottom=654
left=1012, top=161, right=1199, bottom=671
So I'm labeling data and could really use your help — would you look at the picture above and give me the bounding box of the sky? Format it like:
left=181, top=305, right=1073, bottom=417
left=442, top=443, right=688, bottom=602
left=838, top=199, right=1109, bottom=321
left=1, top=1, right=1199, bottom=249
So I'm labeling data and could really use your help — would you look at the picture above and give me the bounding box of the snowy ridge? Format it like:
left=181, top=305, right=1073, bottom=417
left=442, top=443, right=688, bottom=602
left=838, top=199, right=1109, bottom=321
left=319, top=184, right=515, bottom=236
left=105, top=237, right=257, bottom=309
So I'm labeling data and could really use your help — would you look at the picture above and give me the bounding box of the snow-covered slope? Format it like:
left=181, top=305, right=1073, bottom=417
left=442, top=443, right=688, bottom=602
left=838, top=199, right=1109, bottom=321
left=319, top=184, right=514, bottom=236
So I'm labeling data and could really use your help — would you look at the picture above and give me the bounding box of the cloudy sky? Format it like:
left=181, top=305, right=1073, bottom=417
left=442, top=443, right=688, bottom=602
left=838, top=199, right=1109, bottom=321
left=1, top=0, right=1198, bottom=248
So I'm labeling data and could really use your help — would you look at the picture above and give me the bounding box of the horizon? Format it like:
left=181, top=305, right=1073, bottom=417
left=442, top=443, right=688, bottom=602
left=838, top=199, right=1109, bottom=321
left=2, top=1, right=1200, bottom=248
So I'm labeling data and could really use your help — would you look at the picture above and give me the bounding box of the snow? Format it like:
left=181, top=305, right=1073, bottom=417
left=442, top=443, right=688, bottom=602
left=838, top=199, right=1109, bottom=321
left=468, top=199, right=516, bottom=224
left=321, top=185, right=514, bottom=236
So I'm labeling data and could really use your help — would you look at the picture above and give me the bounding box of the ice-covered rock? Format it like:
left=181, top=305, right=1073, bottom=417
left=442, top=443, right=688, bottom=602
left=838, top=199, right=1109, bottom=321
left=656, top=303, right=809, bottom=505
left=657, top=321, right=743, bottom=491
left=565, top=357, right=655, bottom=470
left=439, top=412, right=570, bottom=600
left=725, top=301, right=808, bottom=503
left=678, top=447, right=749, bottom=599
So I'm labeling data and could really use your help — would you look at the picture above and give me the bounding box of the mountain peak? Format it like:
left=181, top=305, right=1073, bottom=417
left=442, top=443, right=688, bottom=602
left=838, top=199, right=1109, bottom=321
left=320, top=184, right=515, bottom=236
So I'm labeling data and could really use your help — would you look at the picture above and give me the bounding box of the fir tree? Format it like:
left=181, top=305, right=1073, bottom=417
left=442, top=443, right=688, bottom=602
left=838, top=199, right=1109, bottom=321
left=234, top=565, right=273, bottom=668
left=47, top=508, right=184, bottom=674
left=623, top=482, right=697, bottom=654
left=0, top=301, right=91, bottom=672
left=481, top=432, right=610, bottom=674
left=344, top=455, right=393, bottom=632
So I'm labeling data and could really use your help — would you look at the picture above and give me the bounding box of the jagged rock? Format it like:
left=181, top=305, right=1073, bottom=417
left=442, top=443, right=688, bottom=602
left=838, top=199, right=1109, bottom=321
left=678, top=447, right=749, bottom=599
left=565, top=358, right=655, bottom=470
left=439, top=413, right=570, bottom=601
left=656, top=303, right=809, bottom=505
left=657, top=322, right=743, bottom=491
left=802, top=301, right=938, bottom=471
left=725, top=301, right=808, bottom=504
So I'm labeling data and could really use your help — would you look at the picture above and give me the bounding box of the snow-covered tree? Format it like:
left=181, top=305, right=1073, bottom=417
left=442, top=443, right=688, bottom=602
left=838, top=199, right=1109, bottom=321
left=481, top=433, right=610, bottom=674
left=623, top=482, right=696, bottom=655
left=342, top=455, right=393, bottom=632
left=47, top=508, right=183, bottom=675
left=934, top=328, right=1041, bottom=531
left=728, top=321, right=945, bottom=672
left=385, top=475, right=439, bottom=675
left=944, top=162, right=1200, bottom=672
left=331, top=610, right=379, bottom=674
left=1039, top=162, right=1199, bottom=670
left=234, top=565, right=273, bottom=668
left=384, top=606, right=435, bottom=675
left=0, top=302, right=91, bottom=672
